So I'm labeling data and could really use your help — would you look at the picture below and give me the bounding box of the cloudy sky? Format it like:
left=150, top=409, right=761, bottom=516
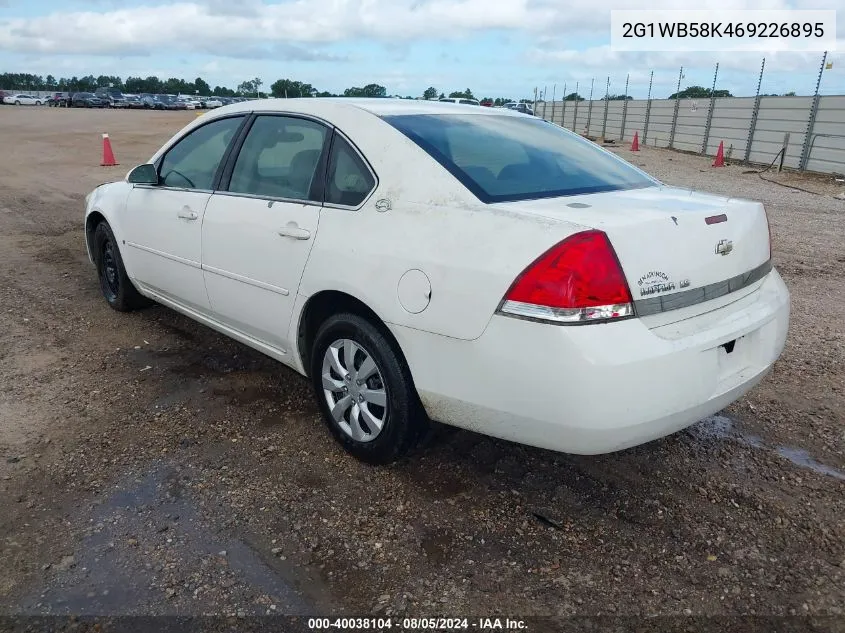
left=0, top=0, right=842, bottom=99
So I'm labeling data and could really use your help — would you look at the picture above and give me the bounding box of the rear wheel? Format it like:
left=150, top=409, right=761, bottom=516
left=14, top=100, right=20, bottom=105
left=310, top=313, right=425, bottom=464
left=92, top=222, right=151, bottom=312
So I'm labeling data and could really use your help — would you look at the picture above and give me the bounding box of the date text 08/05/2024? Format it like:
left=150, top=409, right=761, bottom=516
left=307, top=618, right=528, bottom=630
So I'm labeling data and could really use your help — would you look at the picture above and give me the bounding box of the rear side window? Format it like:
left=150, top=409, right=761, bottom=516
left=324, top=134, right=375, bottom=207
left=228, top=115, right=328, bottom=201
left=384, top=114, right=656, bottom=203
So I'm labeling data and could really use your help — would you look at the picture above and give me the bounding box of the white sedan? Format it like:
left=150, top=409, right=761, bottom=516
left=3, top=94, right=43, bottom=105
left=83, top=99, right=789, bottom=463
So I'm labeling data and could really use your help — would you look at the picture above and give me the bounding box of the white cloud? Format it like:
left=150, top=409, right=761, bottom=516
left=1, top=0, right=841, bottom=95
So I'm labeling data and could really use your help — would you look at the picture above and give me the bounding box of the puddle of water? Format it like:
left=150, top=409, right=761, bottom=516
left=15, top=462, right=330, bottom=616
left=777, top=447, right=845, bottom=481
left=690, top=414, right=845, bottom=482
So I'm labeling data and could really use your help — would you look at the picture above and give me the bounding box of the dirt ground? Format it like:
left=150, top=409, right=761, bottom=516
left=0, top=107, right=843, bottom=623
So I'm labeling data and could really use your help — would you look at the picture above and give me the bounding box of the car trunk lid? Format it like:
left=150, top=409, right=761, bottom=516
left=496, top=186, right=772, bottom=326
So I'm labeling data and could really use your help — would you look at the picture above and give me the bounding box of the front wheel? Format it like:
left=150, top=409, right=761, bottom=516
left=92, top=222, right=151, bottom=312
left=14, top=100, right=20, bottom=105
left=35, top=101, right=41, bottom=106
left=310, top=313, right=426, bottom=464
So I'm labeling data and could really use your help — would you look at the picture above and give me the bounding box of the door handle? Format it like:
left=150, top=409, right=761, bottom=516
left=177, top=208, right=198, bottom=221
left=277, top=225, right=311, bottom=240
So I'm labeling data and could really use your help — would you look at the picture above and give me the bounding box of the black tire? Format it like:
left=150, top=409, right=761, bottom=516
left=310, top=312, right=426, bottom=464
left=92, top=222, right=151, bottom=312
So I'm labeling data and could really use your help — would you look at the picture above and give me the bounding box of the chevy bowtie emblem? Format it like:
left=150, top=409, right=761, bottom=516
left=715, top=239, right=733, bottom=256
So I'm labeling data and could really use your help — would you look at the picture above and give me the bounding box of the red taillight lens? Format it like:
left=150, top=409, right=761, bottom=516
left=498, top=230, right=635, bottom=324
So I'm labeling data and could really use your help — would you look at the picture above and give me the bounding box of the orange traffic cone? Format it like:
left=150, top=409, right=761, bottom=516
left=712, top=141, right=725, bottom=167
left=631, top=131, right=640, bottom=151
left=101, top=133, right=118, bottom=167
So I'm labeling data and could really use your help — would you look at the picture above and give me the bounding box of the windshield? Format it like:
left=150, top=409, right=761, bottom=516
left=383, top=114, right=657, bottom=203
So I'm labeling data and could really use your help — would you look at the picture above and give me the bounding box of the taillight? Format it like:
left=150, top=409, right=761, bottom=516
left=498, top=230, right=634, bottom=324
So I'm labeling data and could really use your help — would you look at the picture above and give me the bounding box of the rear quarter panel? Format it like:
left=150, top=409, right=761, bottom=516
left=297, top=108, right=587, bottom=341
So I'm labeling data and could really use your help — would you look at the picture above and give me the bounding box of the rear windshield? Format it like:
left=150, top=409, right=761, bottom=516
left=383, top=114, right=656, bottom=203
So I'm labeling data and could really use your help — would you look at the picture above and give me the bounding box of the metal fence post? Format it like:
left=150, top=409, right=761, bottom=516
left=585, top=78, right=595, bottom=134
left=669, top=66, right=683, bottom=149
left=550, top=84, right=556, bottom=124
left=643, top=71, right=654, bottom=145
left=542, top=85, right=548, bottom=119
left=701, top=63, right=720, bottom=154
left=600, top=77, right=610, bottom=136
left=620, top=74, right=630, bottom=141
left=744, top=58, right=766, bottom=163
left=572, top=82, right=580, bottom=131
left=560, top=82, right=566, bottom=127
left=799, top=51, right=827, bottom=171
left=601, top=76, right=610, bottom=139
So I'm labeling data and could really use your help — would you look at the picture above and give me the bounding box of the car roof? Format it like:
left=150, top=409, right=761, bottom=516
left=211, top=97, right=527, bottom=119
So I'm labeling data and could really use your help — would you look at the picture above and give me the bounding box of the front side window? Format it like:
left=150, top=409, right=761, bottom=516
left=228, top=115, right=328, bottom=201
left=324, top=134, right=376, bottom=207
left=159, top=116, right=244, bottom=190
left=383, top=114, right=657, bottom=203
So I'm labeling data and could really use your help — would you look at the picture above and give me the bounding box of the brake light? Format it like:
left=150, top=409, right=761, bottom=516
left=498, top=230, right=634, bottom=324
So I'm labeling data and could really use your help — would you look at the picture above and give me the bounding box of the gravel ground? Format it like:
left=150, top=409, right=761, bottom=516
left=0, top=108, right=843, bottom=621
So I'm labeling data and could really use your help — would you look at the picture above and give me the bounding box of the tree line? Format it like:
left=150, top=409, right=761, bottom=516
left=0, top=72, right=797, bottom=102
left=0, top=72, right=533, bottom=104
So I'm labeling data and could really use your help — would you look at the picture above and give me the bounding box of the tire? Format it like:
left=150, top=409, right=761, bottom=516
left=35, top=101, right=41, bottom=106
left=92, top=222, right=151, bottom=312
left=14, top=101, right=20, bottom=105
left=310, top=313, right=426, bottom=464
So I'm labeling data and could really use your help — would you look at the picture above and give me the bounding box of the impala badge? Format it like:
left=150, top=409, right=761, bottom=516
left=715, top=239, right=733, bottom=256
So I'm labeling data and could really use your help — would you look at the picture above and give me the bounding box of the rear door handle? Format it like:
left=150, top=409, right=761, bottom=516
left=277, top=225, right=311, bottom=240
left=177, top=209, right=198, bottom=221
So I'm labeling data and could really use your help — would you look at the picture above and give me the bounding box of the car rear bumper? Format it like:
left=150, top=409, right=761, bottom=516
left=392, top=269, right=790, bottom=454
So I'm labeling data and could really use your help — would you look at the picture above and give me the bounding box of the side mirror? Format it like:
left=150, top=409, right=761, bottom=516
left=127, top=163, right=159, bottom=185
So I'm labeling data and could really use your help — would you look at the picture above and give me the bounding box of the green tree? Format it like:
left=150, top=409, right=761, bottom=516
left=448, top=88, right=474, bottom=100
left=194, top=77, right=210, bottom=95
left=237, top=79, right=255, bottom=95
left=564, top=92, right=584, bottom=101
left=343, top=83, right=386, bottom=98
left=271, top=78, right=316, bottom=98
left=668, top=85, right=734, bottom=99
left=423, top=86, right=438, bottom=100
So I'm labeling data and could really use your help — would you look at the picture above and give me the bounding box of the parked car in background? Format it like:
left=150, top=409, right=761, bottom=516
left=107, top=94, right=129, bottom=108
left=439, top=97, right=480, bottom=106
left=137, top=94, right=156, bottom=108
left=3, top=93, right=43, bottom=105
left=71, top=93, right=106, bottom=108
left=150, top=95, right=171, bottom=110
left=503, top=102, right=534, bottom=116
left=201, top=97, right=223, bottom=108
left=124, top=95, right=145, bottom=109
left=176, top=96, right=198, bottom=110
left=94, top=88, right=127, bottom=108
left=47, top=92, right=71, bottom=107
